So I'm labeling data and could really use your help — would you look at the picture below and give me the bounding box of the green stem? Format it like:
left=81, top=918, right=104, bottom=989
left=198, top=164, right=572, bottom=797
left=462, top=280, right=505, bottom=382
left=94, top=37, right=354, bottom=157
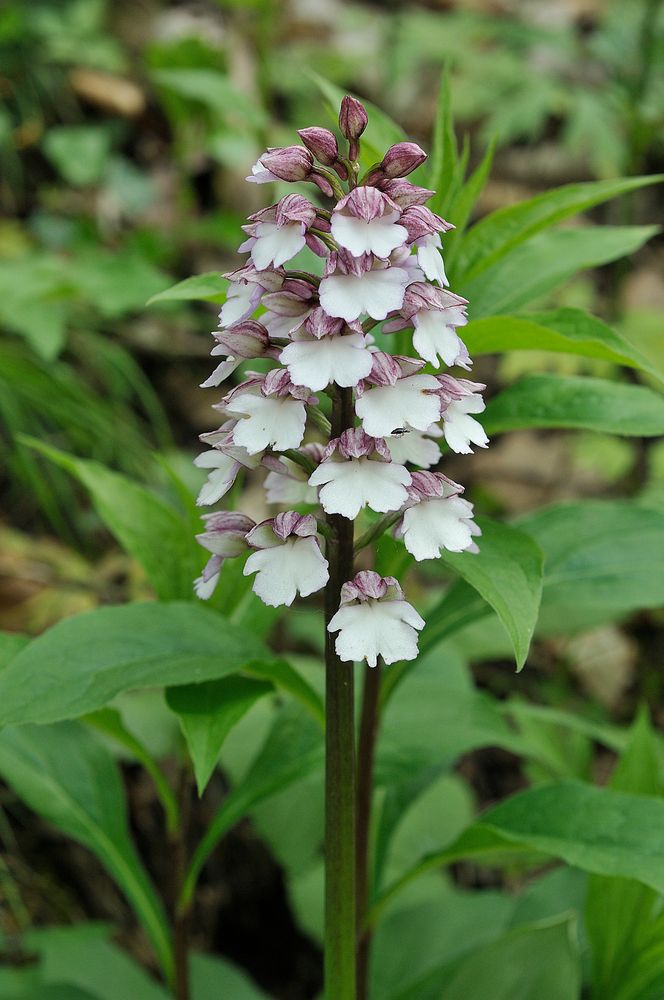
left=324, top=385, right=357, bottom=1000
left=355, top=662, right=382, bottom=1000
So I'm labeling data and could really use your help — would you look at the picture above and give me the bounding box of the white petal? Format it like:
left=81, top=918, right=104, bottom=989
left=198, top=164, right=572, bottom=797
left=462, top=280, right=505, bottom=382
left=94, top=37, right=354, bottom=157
left=250, top=222, right=306, bottom=270
left=264, top=469, right=318, bottom=505
left=225, top=394, right=307, bottom=454
left=244, top=537, right=329, bottom=607
left=443, top=398, right=488, bottom=455
left=219, top=283, right=257, bottom=327
left=309, top=458, right=411, bottom=519
left=417, top=235, right=448, bottom=286
left=327, top=600, right=424, bottom=667
left=331, top=213, right=408, bottom=259
left=355, top=375, right=440, bottom=437
left=280, top=334, right=373, bottom=391
left=386, top=431, right=440, bottom=468
left=194, top=568, right=221, bottom=600
left=319, top=267, right=409, bottom=322
left=200, top=356, right=242, bottom=388
left=412, top=310, right=464, bottom=368
left=402, top=496, right=476, bottom=561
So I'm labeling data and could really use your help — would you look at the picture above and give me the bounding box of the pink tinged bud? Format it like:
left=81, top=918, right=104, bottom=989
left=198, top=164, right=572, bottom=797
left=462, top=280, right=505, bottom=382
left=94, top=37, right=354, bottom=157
left=378, top=178, right=435, bottom=207
left=214, top=320, right=270, bottom=359
left=340, top=570, right=402, bottom=604
left=311, top=172, right=335, bottom=198
left=380, top=142, right=428, bottom=179
left=339, top=95, right=368, bottom=142
left=401, top=205, right=454, bottom=242
left=196, top=511, right=255, bottom=557
left=407, top=470, right=462, bottom=502
left=305, top=232, right=329, bottom=258
left=298, top=126, right=339, bottom=166
left=260, top=145, right=314, bottom=182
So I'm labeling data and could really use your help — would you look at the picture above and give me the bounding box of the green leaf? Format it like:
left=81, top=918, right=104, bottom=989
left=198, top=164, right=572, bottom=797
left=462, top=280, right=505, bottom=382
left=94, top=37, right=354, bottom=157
left=483, top=375, right=664, bottom=437
left=465, top=225, right=660, bottom=316
left=147, top=272, right=228, bottom=305
left=28, top=925, right=170, bottom=1000
left=455, top=174, right=664, bottom=283
left=0, top=632, right=28, bottom=670
left=167, top=677, right=272, bottom=795
left=445, top=138, right=495, bottom=265
left=19, top=438, right=199, bottom=601
left=518, top=501, right=664, bottom=635
left=422, top=518, right=543, bottom=669
left=181, top=704, right=324, bottom=908
left=190, top=953, right=271, bottom=1000
left=376, top=781, right=664, bottom=920
left=42, top=126, right=112, bottom=187
left=462, top=308, right=660, bottom=380
left=586, top=710, right=664, bottom=1000
left=430, top=916, right=580, bottom=1000
left=0, top=723, right=172, bottom=978
left=427, top=69, right=459, bottom=218
left=0, top=602, right=269, bottom=727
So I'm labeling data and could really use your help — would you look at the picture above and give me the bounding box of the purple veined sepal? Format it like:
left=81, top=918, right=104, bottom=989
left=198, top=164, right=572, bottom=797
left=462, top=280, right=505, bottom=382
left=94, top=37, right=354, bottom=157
left=379, top=141, right=428, bottom=179
left=308, top=427, right=411, bottom=521
left=260, top=278, right=318, bottom=339
left=327, top=569, right=425, bottom=668
left=248, top=145, right=314, bottom=183
left=193, top=511, right=256, bottom=600
left=200, top=320, right=277, bottom=389
left=376, top=178, right=436, bottom=208
left=243, top=512, right=329, bottom=608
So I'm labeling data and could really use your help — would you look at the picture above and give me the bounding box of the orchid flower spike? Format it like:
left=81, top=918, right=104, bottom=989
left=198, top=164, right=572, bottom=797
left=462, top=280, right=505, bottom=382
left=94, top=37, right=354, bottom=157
left=192, top=95, right=487, bottom=669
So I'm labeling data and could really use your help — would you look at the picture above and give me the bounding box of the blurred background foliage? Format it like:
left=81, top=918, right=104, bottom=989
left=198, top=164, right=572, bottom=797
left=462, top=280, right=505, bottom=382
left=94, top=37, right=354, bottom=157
left=1, top=0, right=664, bottom=997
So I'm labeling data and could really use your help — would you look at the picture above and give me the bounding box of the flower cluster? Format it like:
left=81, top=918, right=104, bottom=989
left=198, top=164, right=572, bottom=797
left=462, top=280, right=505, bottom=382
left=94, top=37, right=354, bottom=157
left=194, top=96, right=488, bottom=667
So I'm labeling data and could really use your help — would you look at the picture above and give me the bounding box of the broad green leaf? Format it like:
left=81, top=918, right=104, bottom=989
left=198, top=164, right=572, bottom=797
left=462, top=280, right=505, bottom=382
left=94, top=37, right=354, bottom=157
left=429, top=916, right=580, bottom=1000
left=370, top=885, right=514, bottom=1000
left=455, top=174, right=664, bottom=283
left=0, top=602, right=269, bottom=727
left=0, top=723, right=172, bottom=978
left=464, top=225, right=659, bottom=316
left=586, top=711, right=664, bottom=1000
left=21, top=438, right=199, bottom=601
left=429, top=501, right=664, bottom=651
left=483, top=375, right=664, bottom=437
left=518, top=501, right=664, bottom=635
left=166, top=676, right=272, bottom=795
left=422, top=518, right=543, bottom=669
left=462, top=308, right=660, bottom=380
left=181, top=704, right=323, bottom=907
left=0, top=632, right=28, bottom=670
left=376, top=781, right=664, bottom=920
left=147, top=272, right=228, bottom=305
left=190, top=953, right=271, bottom=1000
left=244, top=658, right=324, bottom=726
left=28, top=926, right=169, bottom=1000
left=42, top=125, right=111, bottom=187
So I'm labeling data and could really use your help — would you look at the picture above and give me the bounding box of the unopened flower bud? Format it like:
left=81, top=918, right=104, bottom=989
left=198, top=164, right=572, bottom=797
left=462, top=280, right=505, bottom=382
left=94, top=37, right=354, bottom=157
left=298, top=127, right=339, bottom=166
left=339, top=95, right=368, bottom=141
left=339, top=95, right=368, bottom=160
left=380, top=142, right=428, bottom=179
left=260, top=145, right=313, bottom=182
